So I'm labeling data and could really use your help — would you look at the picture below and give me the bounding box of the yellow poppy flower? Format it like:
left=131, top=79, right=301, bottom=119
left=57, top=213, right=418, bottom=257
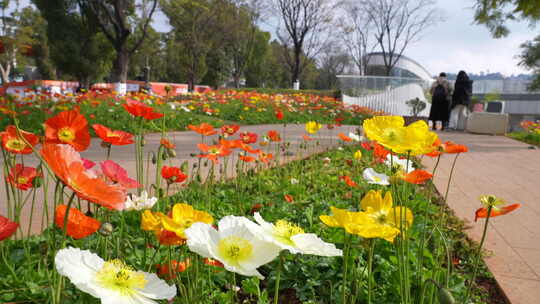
left=345, top=190, right=413, bottom=242
left=141, top=210, right=165, bottom=231
left=160, top=203, right=214, bottom=238
left=305, top=121, right=322, bottom=134
left=319, top=206, right=356, bottom=228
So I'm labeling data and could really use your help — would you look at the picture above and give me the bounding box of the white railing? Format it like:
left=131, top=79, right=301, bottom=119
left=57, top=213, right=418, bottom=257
left=338, top=75, right=433, bottom=116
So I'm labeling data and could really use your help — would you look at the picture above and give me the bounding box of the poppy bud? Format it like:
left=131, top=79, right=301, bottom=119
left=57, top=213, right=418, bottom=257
left=181, top=161, right=189, bottom=172
left=162, top=151, right=168, bottom=161
left=151, top=152, right=157, bottom=164
left=99, top=222, right=114, bottom=236
left=141, top=139, right=146, bottom=146
left=32, top=176, right=42, bottom=188
left=167, top=148, right=176, bottom=158
left=437, top=288, right=455, bottom=304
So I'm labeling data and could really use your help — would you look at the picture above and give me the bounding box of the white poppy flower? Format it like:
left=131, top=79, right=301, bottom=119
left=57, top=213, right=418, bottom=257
left=124, top=191, right=158, bottom=211
left=55, top=247, right=176, bottom=304
left=385, top=154, right=414, bottom=174
left=348, top=132, right=363, bottom=142
left=363, top=168, right=390, bottom=185
left=253, top=213, right=342, bottom=256
left=290, top=178, right=299, bottom=185
left=185, top=215, right=281, bottom=279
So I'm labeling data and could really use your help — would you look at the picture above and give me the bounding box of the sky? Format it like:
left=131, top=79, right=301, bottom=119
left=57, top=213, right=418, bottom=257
left=404, top=0, right=537, bottom=76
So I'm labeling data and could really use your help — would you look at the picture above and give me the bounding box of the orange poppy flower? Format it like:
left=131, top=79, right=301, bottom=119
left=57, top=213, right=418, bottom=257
left=122, top=98, right=164, bottom=120
left=338, top=133, right=352, bottom=142
left=188, top=123, right=217, bottom=136
left=54, top=205, right=101, bottom=239
left=0, top=215, right=18, bottom=241
left=1, top=125, right=39, bottom=154
left=220, top=124, right=240, bottom=137
left=7, top=164, right=41, bottom=190
left=475, top=203, right=520, bottom=222
left=374, top=143, right=390, bottom=162
left=44, top=108, right=91, bottom=151
left=92, top=124, right=134, bottom=146
left=197, top=144, right=232, bottom=163
left=284, top=194, right=294, bottom=203
left=361, top=142, right=373, bottom=151
left=250, top=203, right=263, bottom=214
left=258, top=152, right=273, bottom=164
left=239, top=132, right=257, bottom=144
left=401, top=169, right=433, bottom=184
left=219, top=139, right=242, bottom=149
left=161, top=166, right=188, bottom=184
left=267, top=130, right=281, bottom=142
left=340, top=175, right=358, bottom=187
left=40, top=144, right=126, bottom=210
left=155, top=259, right=191, bottom=280
left=203, top=258, right=224, bottom=268
left=239, top=155, right=256, bottom=162
left=303, top=134, right=314, bottom=141
left=426, top=139, right=468, bottom=157
left=160, top=138, right=176, bottom=149
left=239, top=143, right=260, bottom=154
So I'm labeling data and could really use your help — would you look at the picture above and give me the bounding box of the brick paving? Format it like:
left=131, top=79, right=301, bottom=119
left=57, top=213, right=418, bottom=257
left=422, top=131, right=540, bottom=304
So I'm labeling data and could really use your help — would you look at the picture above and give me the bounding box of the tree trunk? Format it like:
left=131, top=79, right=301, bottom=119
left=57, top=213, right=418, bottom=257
left=112, top=45, right=130, bottom=83
left=0, top=63, right=11, bottom=84
left=292, top=47, right=301, bottom=87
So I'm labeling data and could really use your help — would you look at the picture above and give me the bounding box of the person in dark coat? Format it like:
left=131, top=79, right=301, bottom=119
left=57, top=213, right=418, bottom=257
left=428, top=72, right=453, bottom=130
left=449, top=70, right=473, bottom=130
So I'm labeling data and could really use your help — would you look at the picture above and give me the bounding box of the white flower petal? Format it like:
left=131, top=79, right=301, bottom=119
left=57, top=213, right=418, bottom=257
left=185, top=222, right=217, bottom=258
left=291, top=234, right=343, bottom=256
left=55, top=247, right=103, bottom=298
left=253, top=212, right=275, bottom=233
left=362, top=168, right=390, bottom=185
left=385, top=155, right=414, bottom=173
left=138, top=272, right=177, bottom=300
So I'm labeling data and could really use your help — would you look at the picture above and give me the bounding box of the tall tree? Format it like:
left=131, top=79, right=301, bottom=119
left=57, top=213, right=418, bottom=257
left=33, top=0, right=115, bottom=87
left=85, top=0, right=158, bottom=84
left=0, top=1, right=35, bottom=83
left=273, top=0, right=336, bottom=87
left=361, top=0, right=438, bottom=76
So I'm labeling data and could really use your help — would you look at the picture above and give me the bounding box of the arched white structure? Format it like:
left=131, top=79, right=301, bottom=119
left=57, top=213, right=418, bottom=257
left=365, top=53, right=433, bottom=81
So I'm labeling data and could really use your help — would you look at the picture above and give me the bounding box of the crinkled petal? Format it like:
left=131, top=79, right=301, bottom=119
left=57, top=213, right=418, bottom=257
left=291, top=233, right=342, bottom=256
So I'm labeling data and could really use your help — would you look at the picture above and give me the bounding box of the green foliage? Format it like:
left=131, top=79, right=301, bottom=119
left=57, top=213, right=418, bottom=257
left=474, top=0, right=540, bottom=38
left=508, top=131, right=540, bottom=146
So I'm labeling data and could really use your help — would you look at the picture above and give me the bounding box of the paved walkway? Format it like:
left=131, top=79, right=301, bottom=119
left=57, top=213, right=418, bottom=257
left=1, top=124, right=357, bottom=235
left=422, top=132, right=540, bottom=304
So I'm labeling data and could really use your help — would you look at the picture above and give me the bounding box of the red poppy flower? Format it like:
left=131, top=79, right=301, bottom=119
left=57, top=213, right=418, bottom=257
left=338, top=133, right=352, bottom=142
left=221, top=124, right=240, bottom=137
left=250, top=203, right=263, bottom=214
left=361, top=142, right=373, bottom=151
left=122, top=98, right=164, bottom=120
left=1, top=125, right=39, bottom=154
left=160, top=138, right=176, bottom=149
left=275, top=110, right=284, bottom=120
left=156, top=259, right=191, bottom=280
left=340, top=175, right=358, bottom=187
left=44, top=108, right=91, bottom=152
left=426, top=139, right=468, bottom=157
left=161, top=166, right=188, bottom=184
left=203, top=258, right=224, bottom=268
left=82, top=158, right=96, bottom=169
left=41, top=144, right=126, bottom=210
left=101, top=160, right=140, bottom=188
left=92, top=124, right=134, bottom=146
left=401, top=169, right=433, bottom=184
left=475, top=203, right=520, bottom=222
left=0, top=215, right=18, bottom=241
left=197, top=144, right=232, bottom=163
left=188, top=123, right=217, bottom=136
left=7, top=164, right=41, bottom=190
left=158, top=229, right=185, bottom=246
left=54, top=205, right=101, bottom=239
left=258, top=152, right=273, bottom=164
left=374, top=143, right=390, bottom=162
left=284, top=194, right=294, bottom=203
left=267, top=130, right=281, bottom=142
left=239, top=132, right=257, bottom=144
left=239, top=155, right=256, bottom=162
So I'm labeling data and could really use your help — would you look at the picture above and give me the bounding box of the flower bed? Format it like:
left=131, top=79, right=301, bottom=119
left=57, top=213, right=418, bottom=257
left=0, top=102, right=517, bottom=303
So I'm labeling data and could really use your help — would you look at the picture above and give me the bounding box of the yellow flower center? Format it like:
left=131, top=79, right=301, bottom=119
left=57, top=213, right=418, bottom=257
left=381, top=128, right=401, bottom=145
left=6, top=138, right=26, bottom=151
left=368, top=210, right=390, bottom=226
left=17, top=177, right=28, bottom=184
left=273, top=220, right=304, bottom=246
left=209, top=148, right=220, bottom=155
left=373, top=176, right=381, bottom=182
left=95, top=260, right=146, bottom=296
left=106, top=131, right=120, bottom=138
left=58, top=127, right=75, bottom=143
left=217, top=236, right=253, bottom=266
